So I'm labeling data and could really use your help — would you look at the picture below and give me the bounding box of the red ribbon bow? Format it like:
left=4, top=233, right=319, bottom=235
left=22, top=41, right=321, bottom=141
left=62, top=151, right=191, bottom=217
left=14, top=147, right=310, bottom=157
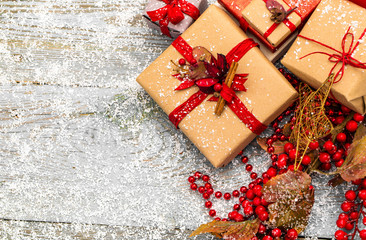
left=169, top=36, right=267, bottom=135
left=299, top=27, right=366, bottom=83
left=147, top=0, right=200, bottom=38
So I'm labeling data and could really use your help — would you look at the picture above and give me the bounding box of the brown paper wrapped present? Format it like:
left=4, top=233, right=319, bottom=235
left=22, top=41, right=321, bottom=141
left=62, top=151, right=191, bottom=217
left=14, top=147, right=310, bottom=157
left=282, top=0, right=366, bottom=114
left=137, top=5, right=298, bottom=167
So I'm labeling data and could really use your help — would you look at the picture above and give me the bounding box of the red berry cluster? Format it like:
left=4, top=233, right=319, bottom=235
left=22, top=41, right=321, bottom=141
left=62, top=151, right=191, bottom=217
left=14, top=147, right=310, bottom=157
left=335, top=180, right=366, bottom=240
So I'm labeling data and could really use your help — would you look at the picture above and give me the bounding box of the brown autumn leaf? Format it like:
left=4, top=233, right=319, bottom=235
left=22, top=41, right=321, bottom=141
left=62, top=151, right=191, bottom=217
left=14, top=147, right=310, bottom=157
left=262, top=170, right=314, bottom=234
left=282, top=122, right=293, bottom=137
left=328, top=174, right=345, bottom=187
left=189, top=219, right=260, bottom=240
left=339, top=124, right=366, bottom=182
left=256, top=137, right=289, bottom=154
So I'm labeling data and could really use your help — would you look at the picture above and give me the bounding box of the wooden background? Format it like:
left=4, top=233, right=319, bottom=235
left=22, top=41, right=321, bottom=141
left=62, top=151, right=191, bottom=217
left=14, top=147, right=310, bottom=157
left=0, top=0, right=353, bottom=239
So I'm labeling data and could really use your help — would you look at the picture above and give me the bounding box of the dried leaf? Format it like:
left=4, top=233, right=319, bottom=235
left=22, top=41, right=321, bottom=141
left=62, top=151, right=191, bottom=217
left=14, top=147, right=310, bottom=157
left=266, top=0, right=286, bottom=23
left=262, top=170, right=314, bottom=234
left=266, top=0, right=285, bottom=12
left=339, top=124, right=366, bottom=182
left=189, top=62, right=209, bottom=80
left=190, top=219, right=260, bottom=240
left=192, top=46, right=212, bottom=63
left=282, top=123, right=293, bottom=137
left=328, top=174, right=345, bottom=187
left=256, top=137, right=289, bottom=154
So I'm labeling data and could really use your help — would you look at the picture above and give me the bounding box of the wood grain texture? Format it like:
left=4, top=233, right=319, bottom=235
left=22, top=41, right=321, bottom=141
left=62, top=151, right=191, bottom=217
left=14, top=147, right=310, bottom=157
left=0, top=0, right=350, bottom=239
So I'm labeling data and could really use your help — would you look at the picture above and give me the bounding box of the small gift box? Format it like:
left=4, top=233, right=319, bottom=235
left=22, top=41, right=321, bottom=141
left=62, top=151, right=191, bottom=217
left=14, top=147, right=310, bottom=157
left=282, top=0, right=366, bottom=114
left=143, top=0, right=208, bottom=38
left=218, top=0, right=320, bottom=52
left=137, top=5, right=297, bottom=167
left=349, top=0, right=366, bottom=8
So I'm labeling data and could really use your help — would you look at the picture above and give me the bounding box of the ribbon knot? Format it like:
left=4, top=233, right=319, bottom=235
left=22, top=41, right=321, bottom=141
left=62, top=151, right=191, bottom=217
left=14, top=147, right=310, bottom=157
left=299, top=27, right=366, bottom=83
left=220, top=83, right=236, bottom=103
left=147, top=0, right=200, bottom=38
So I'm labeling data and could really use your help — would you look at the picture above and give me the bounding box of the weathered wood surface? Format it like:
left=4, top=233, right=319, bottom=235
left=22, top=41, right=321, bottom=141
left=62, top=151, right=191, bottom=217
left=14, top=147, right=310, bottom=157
left=0, top=0, right=351, bottom=239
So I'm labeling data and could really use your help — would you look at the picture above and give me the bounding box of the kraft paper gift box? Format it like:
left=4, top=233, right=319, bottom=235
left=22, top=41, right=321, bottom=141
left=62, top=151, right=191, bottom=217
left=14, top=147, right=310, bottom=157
left=137, top=5, right=298, bottom=167
left=143, top=0, right=208, bottom=38
left=218, top=0, right=320, bottom=52
left=282, top=0, right=366, bottom=114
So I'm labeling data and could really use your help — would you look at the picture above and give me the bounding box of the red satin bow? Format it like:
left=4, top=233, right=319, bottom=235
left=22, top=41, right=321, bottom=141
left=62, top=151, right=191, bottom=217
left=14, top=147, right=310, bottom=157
left=147, top=0, right=200, bottom=38
left=169, top=36, right=267, bottom=135
left=299, top=27, right=366, bottom=83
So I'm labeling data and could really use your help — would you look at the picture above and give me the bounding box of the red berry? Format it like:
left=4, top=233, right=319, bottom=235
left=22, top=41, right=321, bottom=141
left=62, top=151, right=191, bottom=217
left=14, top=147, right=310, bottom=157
left=258, top=224, right=266, bottom=234
left=335, top=159, right=344, bottom=167
left=301, top=155, right=312, bottom=165
left=209, top=209, right=216, bottom=217
left=205, top=201, right=212, bottom=208
left=232, top=190, right=240, bottom=198
left=309, top=141, right=319, bottom=150
left=255, top=205, right=266, bottom=215
left=341, top=201, right=353, bottom=212
left=244, top=206, right=253, bottom=216
left=178, top=58, right=186, bottom=65
left=267, top=138, right=274, bottom=145
left=341, top=105, right=351, bottom=113
left=190, top=183, right=198, bottom=190
left=239, top=196, right=245, bottom=203
left=286, top=229, right=298, bottom=240
left=336, top=133, right=347, bottom=143
left=246, top=189, right=255, bottom=200
left=349, top=211, right=358, bottom=220
left=284, top=143, right=294, bottom=153
left=332, top=152, right=343, bottom=161
left=224, top=193, right=231, bottom=200
left=271, top=228, right=282, bottom=238
left=267, top=167, right=277, bottom=178
left=253, top=197, right=261, bottom=206
left=202, top=175, right=210, bottom=182
left=288, top=149, right=297, bottom=160
left=346, top=120, right=358, bottom=132
left=338, top=213, right=348, bottom=220
left=359, top=190, right=366, bottom=200
left=277, top=154, right=288, bottom=169
left=345, top=222, right=354, bottom=230
left=258, top=211, right=268, bottom=221
left=188, top=176, right=195, bottom=183
left=354, top=113, right=364, bottom=122
left=233, top=213, right=244, bottom=222
left=253, top=185, right=262, bottom=197
left=251, top=237, right=259, bottom=240
left=263, top=236, right=273, bottom=240
left=324, top=140, right=336, bottom=152
left=267, top=146, right=274, bottom=153
left=336, top=218, right=346, bottom=228
left=335, top=230, right=347, bottom=240
left=246, top=164, right=253, bottom=172
left=250, top=172, right=258, bottom=179
left=319, top=152, right=331, bottom=163
left=241, top=200, right=252, bottom=208
left=321, top=163, right=332, bottom=171
left=345, top=190, right=357, bottom=201
left=190, top=59, right=197, bottom=65
left=215, top=191, right=222, bottom=198
left=360, top=230, right=366, bottom=239
left=362, top=179, right=366, bottom=189
left=233, top=204, right=241, bottom=211
left=240, top=186, right=248, bottom=193
left=213, top=83, right=222, bottom=92
left=352, top=179, right=363, bottom=185
left=241, top=156, right=249, bottom=164
left=205, top=183, right=212, bottom=189
left=335, top=116, right=345, bottom=125
left=194, top=171, right=202, bottom=179
left=202, top=192, right=210, bottom=199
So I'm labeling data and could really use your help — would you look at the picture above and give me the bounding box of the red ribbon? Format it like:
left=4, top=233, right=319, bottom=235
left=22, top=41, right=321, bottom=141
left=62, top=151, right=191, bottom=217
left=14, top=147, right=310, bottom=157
left=299, top=27, right=366, bottom=83
left=146, top=0, right=200, bottom=38
left=169, top=36, right=267, bottom=135
left=263, top=0, right=298, bottom=40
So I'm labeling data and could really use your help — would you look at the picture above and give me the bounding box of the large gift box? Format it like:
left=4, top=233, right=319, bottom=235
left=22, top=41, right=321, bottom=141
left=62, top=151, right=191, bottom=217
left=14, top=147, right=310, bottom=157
left=137, top=5, right=298, bottom=167
left=282, top=0, right=366, bottom=114
left=143, top=0, right=208, bottom=38
left=218, top=0, right=320, bottom=52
